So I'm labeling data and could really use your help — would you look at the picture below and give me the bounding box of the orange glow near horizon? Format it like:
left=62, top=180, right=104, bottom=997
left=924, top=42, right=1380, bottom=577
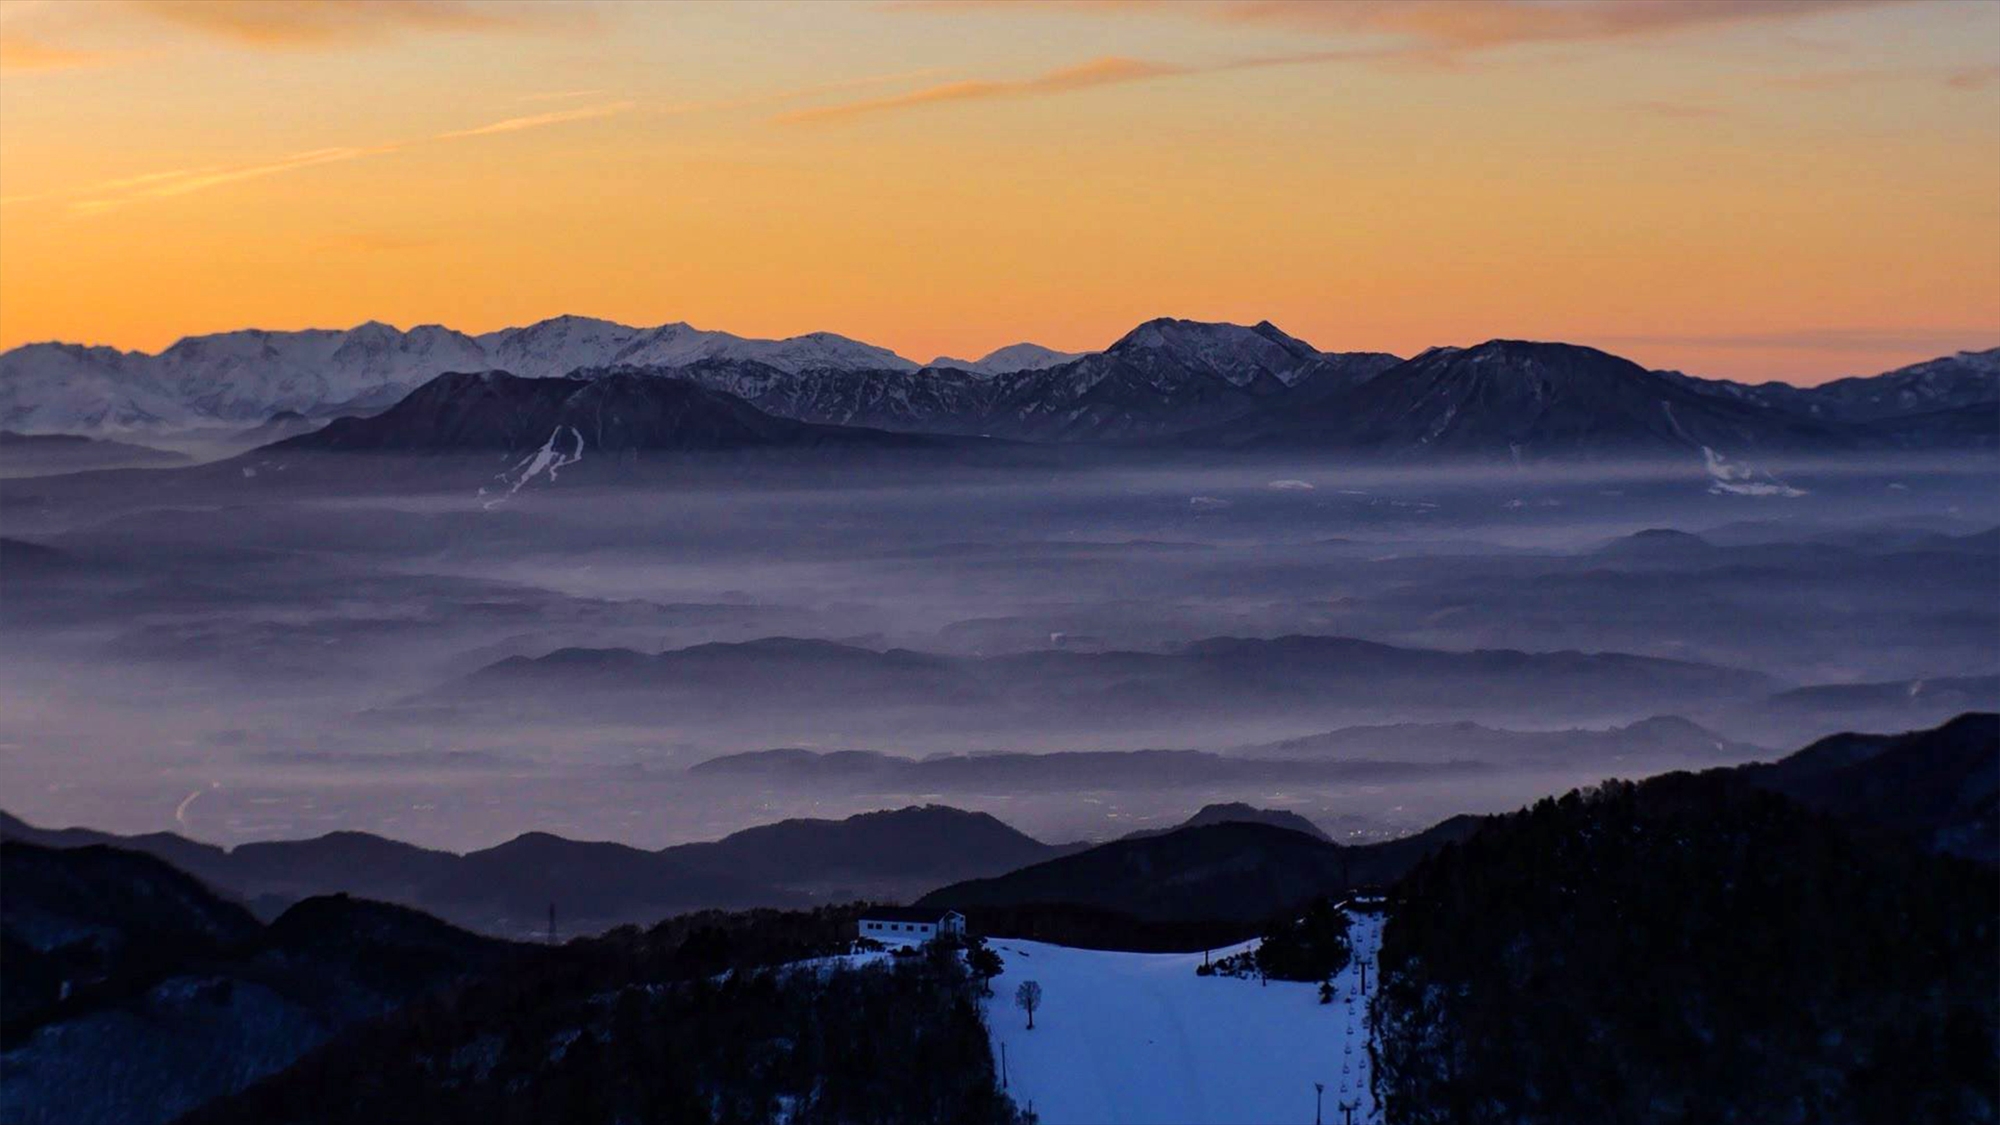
left=2, top=0, right=1997, bottom=384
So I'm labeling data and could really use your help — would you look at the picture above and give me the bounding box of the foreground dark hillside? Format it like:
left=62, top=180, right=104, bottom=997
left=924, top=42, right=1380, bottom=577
left=1, top=842, right=521, bottom=1125
left=1739, top=712, right=1999, bottom=862
left=1375, top=770, right=1998, bottom=1124
left=181, top=907, right=1026, bottom=1125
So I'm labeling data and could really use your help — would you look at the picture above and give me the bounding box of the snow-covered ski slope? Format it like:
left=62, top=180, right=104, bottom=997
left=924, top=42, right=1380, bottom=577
left=984, top=911, right=1383, bottom=1125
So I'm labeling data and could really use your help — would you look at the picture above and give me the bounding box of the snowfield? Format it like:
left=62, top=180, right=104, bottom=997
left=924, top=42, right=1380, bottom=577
left=983, top=911, right=1383, bottom=1125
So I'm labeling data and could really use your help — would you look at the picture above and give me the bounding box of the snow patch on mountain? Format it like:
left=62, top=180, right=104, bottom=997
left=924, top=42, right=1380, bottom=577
left=482, top=426, right=585, bottom=508
left=1702, top=447, right=1806, bottom=497
left=1107, top=318, right=1323, bottom=389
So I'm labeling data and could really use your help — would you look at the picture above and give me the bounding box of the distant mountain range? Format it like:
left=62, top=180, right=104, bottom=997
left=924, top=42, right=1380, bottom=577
left=8, top=314, right=1990, bottom=459
left=560, top=318, right=1391, bottom=443
left=686, top=716, right=1756, bottom=797
left=689, top=745, right=1494, bottom=794
left=443, top=633, right=1779, bottom=735
left=0, top=430, right=187, bottom=476
left=0, top=316, right=932, bottom=431
left=1180, top=339, right=1850, bottom=455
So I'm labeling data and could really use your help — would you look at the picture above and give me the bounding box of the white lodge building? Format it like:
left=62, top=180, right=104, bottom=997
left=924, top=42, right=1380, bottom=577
left=858, top=907, right=966, bottom=945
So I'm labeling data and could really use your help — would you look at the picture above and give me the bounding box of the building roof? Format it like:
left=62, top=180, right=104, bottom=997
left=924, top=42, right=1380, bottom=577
left=858, top=906, right=962, bottom=924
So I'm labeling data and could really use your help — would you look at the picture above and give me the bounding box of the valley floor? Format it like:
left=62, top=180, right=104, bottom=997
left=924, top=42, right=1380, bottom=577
left=983, top=911, right=1383, bottom=1125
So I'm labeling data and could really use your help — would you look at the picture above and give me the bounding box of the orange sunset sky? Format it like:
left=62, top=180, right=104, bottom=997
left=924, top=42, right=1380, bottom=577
left=1, top=0, right=1997, bottom=384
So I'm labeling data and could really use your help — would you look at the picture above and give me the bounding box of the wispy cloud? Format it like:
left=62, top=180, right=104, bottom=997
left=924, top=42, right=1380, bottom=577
left=518, top=88, right=610, bottom=103
left=122, top=0, right=569, bottom=48
left=890, top=0, right=1887, bottom=53
left=1200, top=0, right=1885, bottom=50
left=1946, top=63, right=2000, bottom=90
left=839, top=1, right=1885, bottom=124
left=70, top=146, right=401, bottom=214
left=777, top=50, right=1379, bottom=125
left=655, top=67, right=952, bottom=118
left=777, top=56, right=1182, bottom=125
left=0, top=0, right=588, bottom=71
left=58, top=100, right=636, bottom=216
left=434, top=100, right=635, bottom=140
left=1771, top=62, right=2000, bottom=92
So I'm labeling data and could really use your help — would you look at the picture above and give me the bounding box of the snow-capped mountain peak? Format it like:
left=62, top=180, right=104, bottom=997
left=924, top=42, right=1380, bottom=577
left=0, top=316, right=920, bottom=432
left=1106, top=317, right=1324, bottom=388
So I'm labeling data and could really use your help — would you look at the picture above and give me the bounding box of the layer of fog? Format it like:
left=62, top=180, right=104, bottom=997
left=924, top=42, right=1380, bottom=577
left=2, top=452, right=1994, bottom=852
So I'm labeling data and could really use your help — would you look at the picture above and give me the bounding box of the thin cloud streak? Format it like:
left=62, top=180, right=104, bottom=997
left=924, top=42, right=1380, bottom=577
left=777, top=50, right=1381, bottom=125
left=777, top=56, right=1182, bottom=125
left=1771, top=62, right=2000, bottom=92
left=70, top=146, right=401, bottom=215
left=518, top=88, right=610, bottom=103
left=0, top=0, right=591, bottom=71
left=890, top=0, right=1889, bottom=52
left=659, top=66, right=954, bottom=117
left=122, top=0, right=565, bottom=48
left=62, top=100, right=636, bottom=215
left=434, top=100, right=635, bottom=140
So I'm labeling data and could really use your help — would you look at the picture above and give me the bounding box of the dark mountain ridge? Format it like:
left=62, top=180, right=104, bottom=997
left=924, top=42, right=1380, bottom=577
left=274, top=370, right=945, bottom=456
left=567, top=316, right=1406, bottom=443
left=1660, top=346, right=2000, bottom=422
left=688, top=744, right=1493, bottom=792
left=0, top=804, right=1066, bottom=937
left=1184, top=339, right=1860, bottom=457
left=451, top=632, right=1781, bottom=733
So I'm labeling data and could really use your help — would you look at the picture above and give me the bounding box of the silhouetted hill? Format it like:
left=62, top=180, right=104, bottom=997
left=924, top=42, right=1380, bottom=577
left=1741, top=712, right=1998, bottom=862
left=1128, top=802, right=1332, bottom=842
left=671, top=805, right=1065, bottom=889
left=919, top=817, right=1481, bottom=925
